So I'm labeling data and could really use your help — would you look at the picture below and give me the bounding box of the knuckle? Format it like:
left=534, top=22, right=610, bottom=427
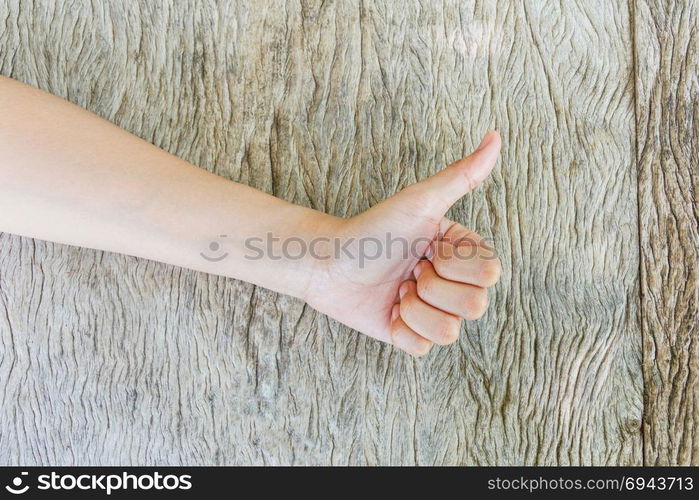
left=431, top=255, right=450, bottom=278
left=480, top=258, right=502, bottom=286
left=389, top=321, right=402, bottom=339
left=464, top=292, right=488, bottom=320
left=416, top=274, right=436, bottom=300
left=393, top=328, right=433, bottom=358
left=435, top=317, right=461, bottom=345
left=399, top=295, right=415, bottom=319
left=412, top=340, right=433, bottom=358
left=457, top=164, right=478, bottom=192
left=453, top=243, right=479, bottom=261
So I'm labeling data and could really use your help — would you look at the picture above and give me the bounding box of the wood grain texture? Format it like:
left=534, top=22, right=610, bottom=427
left=634, top=0, right=698, bottom=466
left=0, top=0, right=642, bottom=465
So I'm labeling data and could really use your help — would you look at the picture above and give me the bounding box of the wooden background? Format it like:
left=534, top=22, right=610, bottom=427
left=0, top=0, right=695, bottom=465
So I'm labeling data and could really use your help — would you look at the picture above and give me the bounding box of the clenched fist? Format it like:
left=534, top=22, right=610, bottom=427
left=305, top=131, right=502, bottom=356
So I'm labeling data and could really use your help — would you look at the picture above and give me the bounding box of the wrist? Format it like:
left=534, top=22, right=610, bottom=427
left=290, top=208, right=346, bottom=302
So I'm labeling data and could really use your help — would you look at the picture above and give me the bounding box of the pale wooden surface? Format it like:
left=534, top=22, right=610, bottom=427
left=0, top=0, right=691, bottom=465
left=635, top=0, right=698, bottom=466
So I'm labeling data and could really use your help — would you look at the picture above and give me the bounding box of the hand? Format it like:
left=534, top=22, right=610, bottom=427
left=305, top=131, right=502, bottom=356
left=0, top=76, right=500, bottom=357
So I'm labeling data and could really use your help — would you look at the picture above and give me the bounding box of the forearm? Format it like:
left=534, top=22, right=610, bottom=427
left=0, top=76, right=338, bottom=300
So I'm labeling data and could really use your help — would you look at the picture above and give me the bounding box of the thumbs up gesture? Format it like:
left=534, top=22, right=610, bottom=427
left=305, top=131, right=503, bottom=356
left=0, top=76, right=500, bottom=357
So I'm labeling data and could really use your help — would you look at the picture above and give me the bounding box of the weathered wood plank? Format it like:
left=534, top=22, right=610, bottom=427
left=0, top=0, right=641, bottom=465
left=634, top=0, right=698, bottom=466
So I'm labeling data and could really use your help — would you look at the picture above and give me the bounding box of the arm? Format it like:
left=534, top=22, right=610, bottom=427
left=0, top=75, right=338, bottom=301
left=0, top=76, right=502, bottom=356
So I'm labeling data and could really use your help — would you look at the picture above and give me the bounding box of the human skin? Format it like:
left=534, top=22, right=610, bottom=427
left=0, top=76, right=501, bottom=356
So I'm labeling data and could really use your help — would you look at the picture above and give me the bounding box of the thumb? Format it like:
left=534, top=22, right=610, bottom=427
left=415, top=130, right=501, bottom=209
